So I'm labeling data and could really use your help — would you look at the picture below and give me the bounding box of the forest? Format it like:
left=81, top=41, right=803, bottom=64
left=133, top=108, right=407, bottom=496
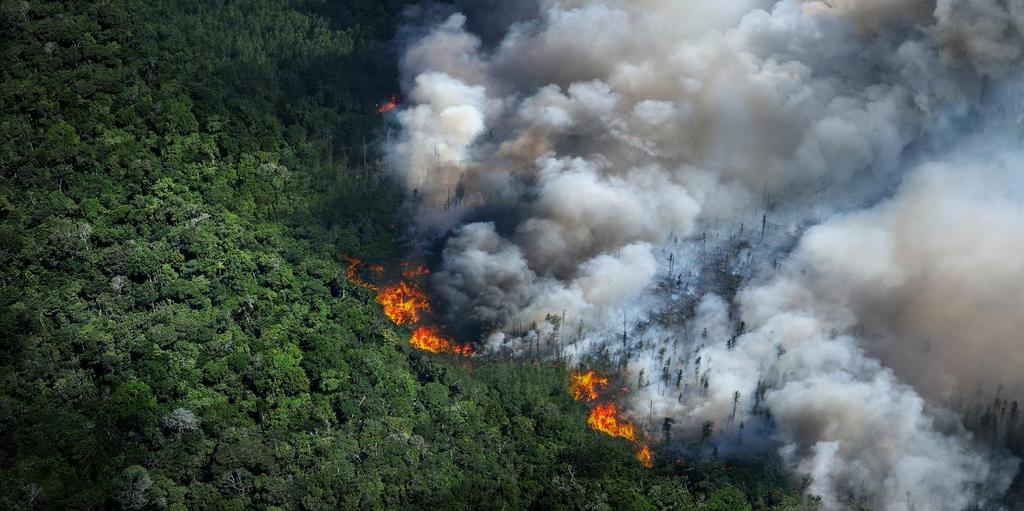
left=0, top=1, right=807, bottom=509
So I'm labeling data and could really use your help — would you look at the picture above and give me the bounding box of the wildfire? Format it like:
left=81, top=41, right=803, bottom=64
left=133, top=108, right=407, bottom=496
left=376, top=281, right=430, bottom=325
left=587, top=402, right=636, bottom=440
left=580, top=388, right=654, bottom=468
left=342, top=255, right=471, bottom=356
left=636, top=445, right=653, bottom=468
left=569, top=370, right=609, bottom=401
left=376, top=95, right=398, bottom=114
left=343, top=255, right=378, bottom=291
left=410, top=325, right=473, bottom=356
left=401, top=264, right=430, bottom=278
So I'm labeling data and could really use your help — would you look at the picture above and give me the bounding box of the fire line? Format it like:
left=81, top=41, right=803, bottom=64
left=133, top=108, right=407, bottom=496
left=344, top=255, right=471, bottom=356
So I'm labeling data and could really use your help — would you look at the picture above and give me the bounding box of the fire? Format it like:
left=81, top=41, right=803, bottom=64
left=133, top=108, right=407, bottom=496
left=636, top=444, right=653, bottom=468
left=341, top=255, right=473, bottom=356
left=376, top=95, right=398, bottom=114
left=343, top=255, right=378, bottom=291
left=569, top=370, right=608, bottom=401
left=587, top=402, right=636, bottom=440
left=401, top=264, right=430, bottom=278
left=376, top=281, right=430, bottom=325
left=410, top=325, right=473, bottom=356
left=584, top=398, right=654, bottom=468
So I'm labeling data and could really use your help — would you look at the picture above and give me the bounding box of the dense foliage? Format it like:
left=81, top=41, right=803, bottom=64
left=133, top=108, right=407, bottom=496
left=0, top=1, right=804, bottom=509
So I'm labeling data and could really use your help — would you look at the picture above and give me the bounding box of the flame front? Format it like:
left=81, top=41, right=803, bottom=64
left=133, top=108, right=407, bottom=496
left=636, top=444, right=653, bottom=468
left=401, top=264, right=430, bottom=278
left=376, top=95, right=398, bottom=114
left=570, top=370, right=608, bottom=401
left=410, top=326, right=473, bottom=356
left=582, top=395, right=653, bottom=468
left=343, top=255, right=470, bottom=356
left=376, top=281, right=430, bottom=325
left=343, top=255, right=378, bottom=292
left=587, top=402, right=637, bottom=440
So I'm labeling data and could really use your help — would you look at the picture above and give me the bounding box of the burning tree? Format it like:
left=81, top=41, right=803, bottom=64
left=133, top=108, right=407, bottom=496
left=410, top=326, right=473, bottom=355
left=376, top=281, right=430, bottom=325
left=568, top=370, right=654, bottom=468
left=376, top=95, right=398, bottom=114
left=587, top=402, right=637, bottom=440
left=344, top=255, right=471, bottom=356
left=569, top=370, right=609, bottom=401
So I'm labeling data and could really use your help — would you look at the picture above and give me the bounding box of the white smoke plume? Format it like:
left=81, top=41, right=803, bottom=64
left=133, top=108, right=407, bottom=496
left=386, top=1, right=1023, bottom=509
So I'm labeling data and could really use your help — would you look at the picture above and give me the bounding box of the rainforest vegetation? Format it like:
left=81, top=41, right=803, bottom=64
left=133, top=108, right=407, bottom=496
left=0, top=1, right=805, bottom=509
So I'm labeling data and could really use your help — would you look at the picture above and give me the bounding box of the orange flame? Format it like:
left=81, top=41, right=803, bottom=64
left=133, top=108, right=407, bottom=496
left=636, top=444, right=653, bottom=468
left=410, top=325, right=473, bottom=356
left=343, top=256, right=474, bottom=356
left=570, top=370, right=608, bottom=401
left=343, top=255, right=378, bottom=291
left=401, top=264, right=430, bottom=278
left=376, top=281, right=430, bottom=325
left=587, top=402, right=636, bottom=440
left=376, top=95, right=398, bottom=114
left=586, top=401, right=653, bottom=468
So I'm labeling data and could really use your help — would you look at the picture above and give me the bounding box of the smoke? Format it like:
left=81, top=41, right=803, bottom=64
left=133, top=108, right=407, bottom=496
left=933, top=0, right=1024, bottom=75
left=789, top=150, right=1024, bottom=400
left=447, top=0, right=540, bottom=44
left=387, top=0, right=1023, bottom=508
left=636, top=149, right=1023, bottom=509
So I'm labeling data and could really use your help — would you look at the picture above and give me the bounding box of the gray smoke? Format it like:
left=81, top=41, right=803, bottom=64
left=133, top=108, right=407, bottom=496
left=387, top=1, right=1023, bottom=509
left=629, top=145, right=1023, bottom=510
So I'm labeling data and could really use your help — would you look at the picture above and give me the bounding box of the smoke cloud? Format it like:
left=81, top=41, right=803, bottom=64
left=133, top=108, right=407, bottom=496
left=791, top=149, right=1024, bottom=401
left=635, top=148, right=1023, bottom=509
left=387, top=1, right=1023, bottom=509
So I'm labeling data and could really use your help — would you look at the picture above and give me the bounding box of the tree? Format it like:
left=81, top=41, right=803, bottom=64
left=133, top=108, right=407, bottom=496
left=701, top=421, right=715, bottom=443
left=729, top=390, right=741, bottom=424
left=118, top=466, right=153, bottom=510
left=162, top=408, right=198, bottom=434
left=706, top=486, right=751, bottom=511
